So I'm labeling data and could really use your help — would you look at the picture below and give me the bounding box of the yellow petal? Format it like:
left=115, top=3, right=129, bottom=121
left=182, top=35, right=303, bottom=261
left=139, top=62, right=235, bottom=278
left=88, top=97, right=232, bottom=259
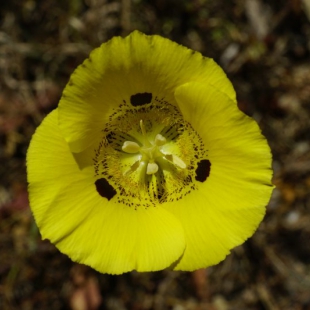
left=166, top=191, right=267, bottom=270
left=58, top=31, right=235, bottom=152
left=168, top=82, right=274, bottom=270
left=27, top=109, right=185, bottom=274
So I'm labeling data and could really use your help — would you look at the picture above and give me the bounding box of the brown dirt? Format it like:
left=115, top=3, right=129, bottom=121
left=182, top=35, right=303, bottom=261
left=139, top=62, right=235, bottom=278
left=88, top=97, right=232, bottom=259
left=1, top=0, right=310, bottom=309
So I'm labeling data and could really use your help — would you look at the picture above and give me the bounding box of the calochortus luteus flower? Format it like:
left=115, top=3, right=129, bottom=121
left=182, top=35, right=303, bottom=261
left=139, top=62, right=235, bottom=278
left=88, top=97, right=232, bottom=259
left=27, top=31, right=274, bottom=274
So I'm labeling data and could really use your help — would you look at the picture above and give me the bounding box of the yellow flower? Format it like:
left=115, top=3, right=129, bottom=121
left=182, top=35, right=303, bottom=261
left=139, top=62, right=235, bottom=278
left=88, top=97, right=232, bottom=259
left=27, top=31, right=274, bottom=275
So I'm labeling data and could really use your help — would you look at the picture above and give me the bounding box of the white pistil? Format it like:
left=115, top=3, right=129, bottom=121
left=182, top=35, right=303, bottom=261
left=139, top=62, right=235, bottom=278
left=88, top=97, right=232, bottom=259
left=122, top=141, right=140, bottom=153
left=147, top=162, right=158, bottom=175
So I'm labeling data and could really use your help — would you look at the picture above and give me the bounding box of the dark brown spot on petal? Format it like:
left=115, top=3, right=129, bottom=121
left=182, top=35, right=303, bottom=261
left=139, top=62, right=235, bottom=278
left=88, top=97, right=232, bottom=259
left=130, top=93, right=152, bottom=106
left=195, top=159, right=211, bottom=182
left=95, top=178, right=116, bottom=200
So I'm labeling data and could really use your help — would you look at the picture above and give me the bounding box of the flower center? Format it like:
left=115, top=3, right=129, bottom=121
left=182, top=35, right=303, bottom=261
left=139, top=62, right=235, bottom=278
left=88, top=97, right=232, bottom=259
left=122, top=120, right=186, bottom=176
left=93, top=95, right=211, bottom=208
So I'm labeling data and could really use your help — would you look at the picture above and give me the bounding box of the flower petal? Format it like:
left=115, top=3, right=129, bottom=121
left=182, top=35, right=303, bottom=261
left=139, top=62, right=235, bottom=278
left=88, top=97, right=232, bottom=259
left=168, top=82, right=274, bottom=270
left=27, top=109, right=186, bottom=274
left=166, top=191, right=267, bottom=270
left=58, top=31, right=236, bottom=152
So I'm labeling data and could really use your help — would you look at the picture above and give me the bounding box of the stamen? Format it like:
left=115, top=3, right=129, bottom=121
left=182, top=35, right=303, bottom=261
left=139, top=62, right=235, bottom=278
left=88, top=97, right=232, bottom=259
left=147, top=162, right=158, bottom=175
left=154, top=134, right=166, bottom=146
left=139, top=119, right=146, bottom=137
left=124, top=160, right=140, bottom=175
left=140, top=120, right=151, bottom=147
left=172, top=155, right=187, bottom=169
left=122, top=141, right=140, bottom=153
left=164, top=154, right=186, bottom=169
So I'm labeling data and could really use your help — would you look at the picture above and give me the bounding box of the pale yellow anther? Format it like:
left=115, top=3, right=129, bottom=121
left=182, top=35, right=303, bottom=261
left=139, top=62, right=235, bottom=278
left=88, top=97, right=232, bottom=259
left=146, top=162, right=158, bottom=175
left=165, top=154, right=186, bottom=169
left=155, top=134, right=166, bottom=146
left=122, top=141, right=140, bottom=153
left=124, top=160, right=140, bottom=175
left=172, top=155, right=186, bottom=169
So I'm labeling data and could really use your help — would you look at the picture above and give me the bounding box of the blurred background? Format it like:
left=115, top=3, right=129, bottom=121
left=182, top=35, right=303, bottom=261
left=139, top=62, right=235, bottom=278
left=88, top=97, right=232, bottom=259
left=1, top=0, right=310, bottom=309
